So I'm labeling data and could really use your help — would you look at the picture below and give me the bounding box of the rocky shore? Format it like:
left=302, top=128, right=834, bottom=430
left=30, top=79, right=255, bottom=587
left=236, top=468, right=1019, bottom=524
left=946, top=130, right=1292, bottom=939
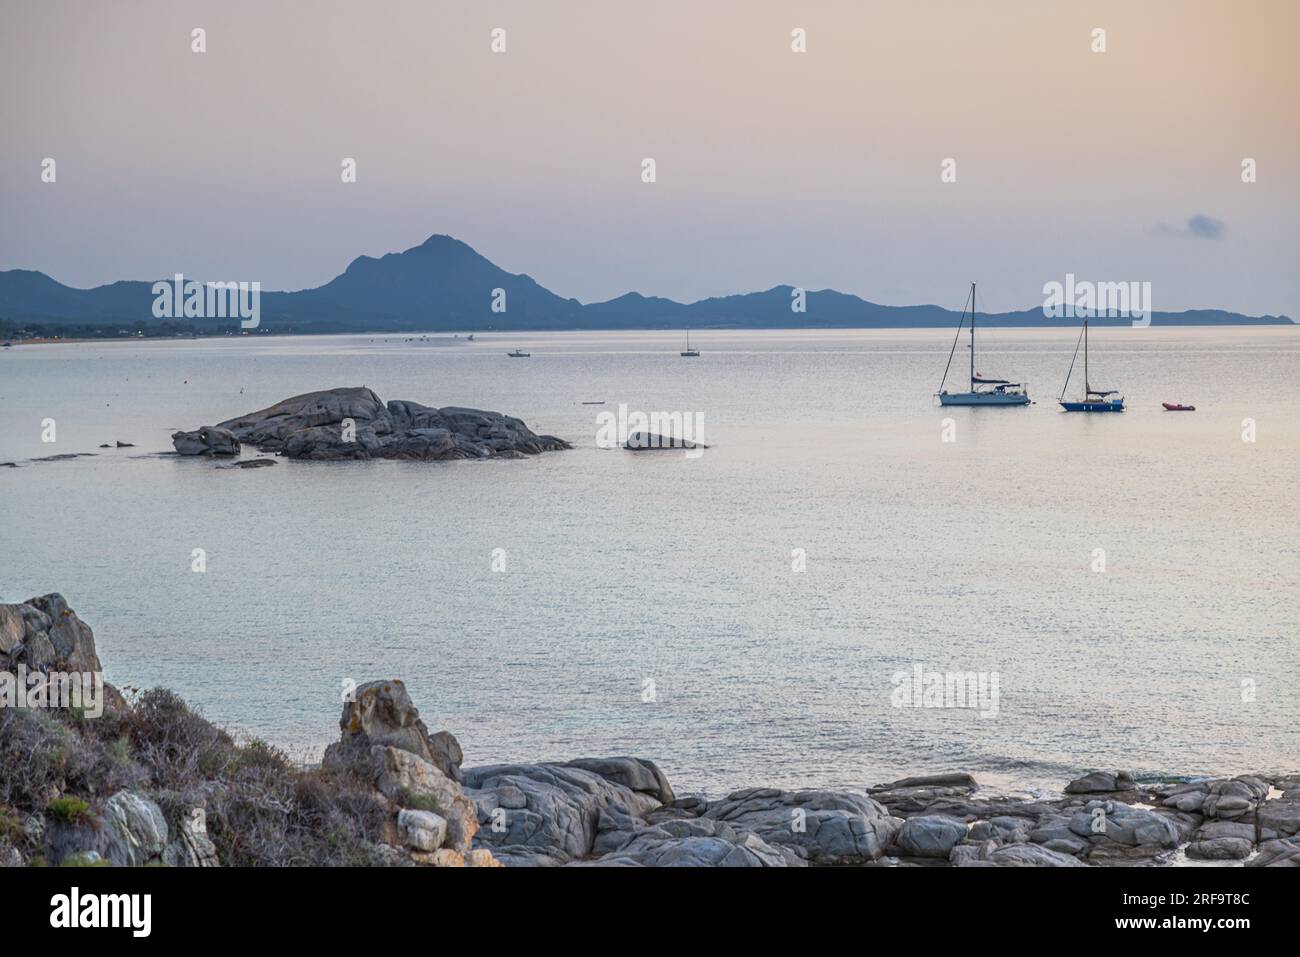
left=2, top=595, right=1297, bottom=868
left=172, top=386, right=570, bottom=460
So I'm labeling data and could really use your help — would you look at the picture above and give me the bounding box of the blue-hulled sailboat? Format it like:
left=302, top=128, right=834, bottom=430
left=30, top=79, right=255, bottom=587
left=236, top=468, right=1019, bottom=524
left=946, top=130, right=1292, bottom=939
left=1058, top=314, right=1123, bottom=412
left=936, top=283, right=1030, bottom=406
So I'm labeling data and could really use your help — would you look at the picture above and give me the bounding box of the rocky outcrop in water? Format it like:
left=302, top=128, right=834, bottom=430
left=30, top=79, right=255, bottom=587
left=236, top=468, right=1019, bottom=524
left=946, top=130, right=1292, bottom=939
left=173, top=387, right=569, bottom=461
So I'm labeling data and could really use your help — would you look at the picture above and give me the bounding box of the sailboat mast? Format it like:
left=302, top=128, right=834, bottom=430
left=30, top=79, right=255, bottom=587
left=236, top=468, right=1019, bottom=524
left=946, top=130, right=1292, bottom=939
left=1083, top=315, right=1089, bottom=395
left=970, top=282, right=976, bottom=390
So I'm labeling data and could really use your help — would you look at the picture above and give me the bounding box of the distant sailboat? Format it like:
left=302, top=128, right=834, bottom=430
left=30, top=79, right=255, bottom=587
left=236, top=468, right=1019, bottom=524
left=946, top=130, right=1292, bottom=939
left=937, top=283, right=1029, bottom=405
left=1058, top=315, right=1124, bottom=412
left=681, top=330, right=700, bottom=357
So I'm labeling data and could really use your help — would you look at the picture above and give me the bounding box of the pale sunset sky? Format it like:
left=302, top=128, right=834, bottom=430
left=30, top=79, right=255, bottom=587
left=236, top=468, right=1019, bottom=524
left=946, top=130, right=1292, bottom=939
left=0, top=0, right=1295, bottom=315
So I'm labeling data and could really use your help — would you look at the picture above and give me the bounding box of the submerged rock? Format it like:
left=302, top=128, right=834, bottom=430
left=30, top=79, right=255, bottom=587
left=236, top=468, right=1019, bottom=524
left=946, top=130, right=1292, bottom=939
left=624, top=431, right=707, bottom=451
left=189, top=387, right=569, bottom=461
left=171, top=425, right=241, bottom=456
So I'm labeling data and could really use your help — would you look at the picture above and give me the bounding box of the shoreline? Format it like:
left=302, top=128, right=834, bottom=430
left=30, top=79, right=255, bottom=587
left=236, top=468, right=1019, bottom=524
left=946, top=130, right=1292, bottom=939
left=4, top=318, right=1297, bottom=350
left=3, top=594, right=1297, bottom=868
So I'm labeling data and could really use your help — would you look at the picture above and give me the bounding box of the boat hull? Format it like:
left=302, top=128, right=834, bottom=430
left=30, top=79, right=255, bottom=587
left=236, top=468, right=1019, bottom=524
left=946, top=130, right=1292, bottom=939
left=1060, top=400, right=1124, bottom=412
left=938, top=392, right=1030, bottom=406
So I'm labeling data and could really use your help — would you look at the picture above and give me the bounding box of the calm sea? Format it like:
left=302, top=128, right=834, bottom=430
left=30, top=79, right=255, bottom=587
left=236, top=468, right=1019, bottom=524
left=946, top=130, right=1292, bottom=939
left=2, top=326, right=1297, bottom=795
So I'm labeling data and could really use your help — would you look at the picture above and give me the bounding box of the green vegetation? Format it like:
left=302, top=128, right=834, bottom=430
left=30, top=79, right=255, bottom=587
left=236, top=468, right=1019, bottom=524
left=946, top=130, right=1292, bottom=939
left=46, top=796, right=90, bottom=823
left=396, top=787, right=445, bottom=817
left=59, top=852, right=109, bottom=867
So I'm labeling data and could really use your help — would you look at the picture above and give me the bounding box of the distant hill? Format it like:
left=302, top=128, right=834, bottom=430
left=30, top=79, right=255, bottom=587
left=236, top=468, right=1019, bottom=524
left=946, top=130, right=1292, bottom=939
left=0, top=234, right=1291, bottom=332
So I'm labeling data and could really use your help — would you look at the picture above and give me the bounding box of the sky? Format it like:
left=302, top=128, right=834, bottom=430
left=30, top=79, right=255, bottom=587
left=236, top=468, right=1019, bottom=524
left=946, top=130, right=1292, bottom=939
left=0, top=0, right=1296, bottom=316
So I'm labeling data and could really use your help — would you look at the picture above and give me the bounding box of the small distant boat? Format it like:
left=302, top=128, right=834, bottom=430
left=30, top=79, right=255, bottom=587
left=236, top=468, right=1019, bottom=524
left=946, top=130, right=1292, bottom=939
left=680, top=330, right=700, bottom=357
left=1162, top=402, right=1196, bottom=412
left=507, top=349, right=530, bottom=358
left=936, top=283, right=1029, bottom=405
left=466, top=334, right=475, bottom=341
left=1058, top=314, right=1123, bottom=412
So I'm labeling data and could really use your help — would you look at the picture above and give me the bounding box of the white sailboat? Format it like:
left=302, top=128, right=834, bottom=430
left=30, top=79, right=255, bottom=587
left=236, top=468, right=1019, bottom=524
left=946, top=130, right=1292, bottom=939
left=680, top=329, right=699, bottom=357
left=1058, top=314, right=1124, bottom=412
left=936, top=283, right=1029, bottom=406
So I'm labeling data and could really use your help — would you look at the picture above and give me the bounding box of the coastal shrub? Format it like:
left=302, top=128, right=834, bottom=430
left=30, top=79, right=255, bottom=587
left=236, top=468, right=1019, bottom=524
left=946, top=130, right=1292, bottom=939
left=46, top=796, right=90, bottom=823
left=0, top=707, right=75, bottom=807
left=61, top=732, right=149, bottom=799
left=230, top=737, right=292, bottom=775
left=204, top=758, right=300, bottom=867
left=126, top=688, right=234, bottom=787
left=206, top=760, right=392, bottom=867
left=297, top=766, right=377, bottom=820
left=1, top=681, right=400, bottom=867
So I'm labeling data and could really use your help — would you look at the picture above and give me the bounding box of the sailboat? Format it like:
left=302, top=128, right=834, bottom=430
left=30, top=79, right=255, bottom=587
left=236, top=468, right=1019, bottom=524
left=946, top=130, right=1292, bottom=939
left=937, top=283, right=1029, bottom=405
left=1058, top=315, right=1124, bottom=412
left=680, top=330, right=700, bottom=357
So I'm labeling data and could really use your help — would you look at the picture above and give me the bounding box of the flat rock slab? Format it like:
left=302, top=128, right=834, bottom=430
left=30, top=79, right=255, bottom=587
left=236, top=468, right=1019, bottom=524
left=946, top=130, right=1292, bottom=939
left=464, top=762, right=663, bottom=866
left=892, top=815, right=969, bottom=858
left=702, top=788, right=903, bottom=864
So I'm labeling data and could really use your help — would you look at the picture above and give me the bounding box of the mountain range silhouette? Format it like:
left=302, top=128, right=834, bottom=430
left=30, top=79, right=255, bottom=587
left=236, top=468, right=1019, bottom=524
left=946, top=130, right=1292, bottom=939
left=0, top=234, right=1289, bottom=331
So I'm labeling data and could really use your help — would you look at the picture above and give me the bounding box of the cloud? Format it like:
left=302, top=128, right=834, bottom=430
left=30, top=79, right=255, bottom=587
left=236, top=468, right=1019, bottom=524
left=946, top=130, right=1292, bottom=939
left=1156, top=214, right=1226, bottom=240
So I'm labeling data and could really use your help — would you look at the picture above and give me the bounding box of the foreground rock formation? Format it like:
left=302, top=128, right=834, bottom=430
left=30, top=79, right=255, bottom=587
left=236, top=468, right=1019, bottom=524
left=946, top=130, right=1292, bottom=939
left=172, top=387, right=569, bottom=461
left=2, top=596, right=1297, bottom=867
